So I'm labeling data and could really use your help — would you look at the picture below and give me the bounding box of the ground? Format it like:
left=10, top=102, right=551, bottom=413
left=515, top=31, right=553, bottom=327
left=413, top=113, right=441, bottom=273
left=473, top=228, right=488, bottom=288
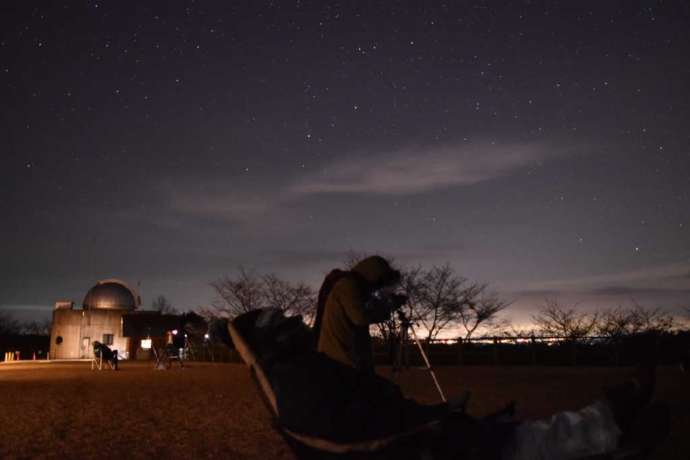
left=0, top=362, right=687, bottom=459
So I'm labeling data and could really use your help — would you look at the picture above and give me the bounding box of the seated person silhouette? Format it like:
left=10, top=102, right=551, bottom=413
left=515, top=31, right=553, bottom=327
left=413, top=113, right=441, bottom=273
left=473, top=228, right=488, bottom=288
left=92, top=341, right=118, bottom=370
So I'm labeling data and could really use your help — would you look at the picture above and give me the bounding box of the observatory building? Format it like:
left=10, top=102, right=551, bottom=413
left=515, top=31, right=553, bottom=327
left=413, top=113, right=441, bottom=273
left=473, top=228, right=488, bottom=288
left=49, top=279, right=179, bottom=360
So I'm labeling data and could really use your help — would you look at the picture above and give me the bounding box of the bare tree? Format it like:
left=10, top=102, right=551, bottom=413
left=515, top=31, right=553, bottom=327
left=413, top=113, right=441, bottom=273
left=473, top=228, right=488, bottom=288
left=532, top=299, right=598, bottom=340
left=211, top=267, right=267, bottom=318
left=458, top=292, right=510, bottom=340
left=19, top=319, right=51, bottom=336
left=210, top=267, right=316, bottom=320
left=151, top=295, right=177, bottom=314
left=262, top=274, right=316, bottom=323
left=597, top=305, right=674, bottom=337
left=398, top=265, right=424, bottom=319
left=373, top=317, right=400, bottom=342
left=597, top=306, right=635, bottom=338
left=416, top=264, right=458, bottom=342
left=628, top=304, right=674, bottom=333
left=194, top=304, right=218, bottom=320
left=0, top=311, right=20, bottom=335
left=408, top=264, right=492, bottom=342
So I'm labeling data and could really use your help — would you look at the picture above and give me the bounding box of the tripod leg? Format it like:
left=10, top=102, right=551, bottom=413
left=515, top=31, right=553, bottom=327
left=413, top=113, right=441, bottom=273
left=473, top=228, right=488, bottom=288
left=392, top=330, right=404, bottom=381
left=403, top=329, right=410, bottom=369
left=408, top=326, right=447, bottom=403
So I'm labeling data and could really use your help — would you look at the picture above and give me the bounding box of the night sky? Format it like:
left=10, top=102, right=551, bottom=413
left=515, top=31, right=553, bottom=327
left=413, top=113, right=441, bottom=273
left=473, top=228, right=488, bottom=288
left=2, top=2, right=689, bottom=327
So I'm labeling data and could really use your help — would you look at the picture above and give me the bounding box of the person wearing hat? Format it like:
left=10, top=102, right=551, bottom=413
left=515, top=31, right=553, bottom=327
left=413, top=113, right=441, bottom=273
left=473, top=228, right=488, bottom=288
left=313, top=255, right=406, bottom=373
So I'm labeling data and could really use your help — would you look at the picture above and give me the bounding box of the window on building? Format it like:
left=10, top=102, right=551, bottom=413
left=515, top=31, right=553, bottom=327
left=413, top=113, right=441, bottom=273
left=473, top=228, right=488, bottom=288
left=103, top=334, right=114, bottom=346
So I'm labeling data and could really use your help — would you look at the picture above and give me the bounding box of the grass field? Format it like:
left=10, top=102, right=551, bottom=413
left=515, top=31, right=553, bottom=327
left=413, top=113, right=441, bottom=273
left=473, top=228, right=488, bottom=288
left=0, top=362, right=687, bottom=459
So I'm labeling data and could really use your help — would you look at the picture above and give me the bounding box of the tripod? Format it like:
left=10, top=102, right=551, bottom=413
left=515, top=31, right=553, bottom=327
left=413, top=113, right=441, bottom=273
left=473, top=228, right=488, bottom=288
left=391, top=309, right=447, bottom=402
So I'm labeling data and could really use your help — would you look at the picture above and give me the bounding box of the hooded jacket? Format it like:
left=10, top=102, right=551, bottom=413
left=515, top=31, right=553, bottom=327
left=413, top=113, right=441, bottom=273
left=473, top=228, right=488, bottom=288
left=316, top=256, right=401, bottom=372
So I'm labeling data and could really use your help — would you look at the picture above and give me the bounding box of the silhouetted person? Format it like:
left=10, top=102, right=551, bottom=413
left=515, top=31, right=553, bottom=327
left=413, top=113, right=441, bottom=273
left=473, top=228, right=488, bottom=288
left=93, top=341, right=118, bottom=370
left=313, top=255, right=406, bottom=373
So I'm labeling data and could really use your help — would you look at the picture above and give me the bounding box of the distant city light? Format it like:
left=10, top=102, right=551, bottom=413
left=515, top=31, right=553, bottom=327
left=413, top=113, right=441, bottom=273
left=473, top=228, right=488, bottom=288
left=141, top=339, right=152, bottom=350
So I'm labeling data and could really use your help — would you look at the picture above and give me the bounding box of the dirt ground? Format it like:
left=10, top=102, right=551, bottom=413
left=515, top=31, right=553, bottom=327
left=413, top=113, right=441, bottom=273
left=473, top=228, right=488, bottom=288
left=0, top=362, right=687, bottom=459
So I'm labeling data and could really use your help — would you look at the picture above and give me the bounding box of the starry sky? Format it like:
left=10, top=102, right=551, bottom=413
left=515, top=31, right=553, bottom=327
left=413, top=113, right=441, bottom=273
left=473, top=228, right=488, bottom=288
left=2, top=1, right=689, bottom=326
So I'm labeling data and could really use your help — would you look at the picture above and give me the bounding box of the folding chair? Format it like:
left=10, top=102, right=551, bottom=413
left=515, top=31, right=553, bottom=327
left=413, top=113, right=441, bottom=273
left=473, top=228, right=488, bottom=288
left=91, top=344, right=117, bottom=370
left=152, top=344, right=184, bottom=370
left=91, top=353, right=115, bottom=370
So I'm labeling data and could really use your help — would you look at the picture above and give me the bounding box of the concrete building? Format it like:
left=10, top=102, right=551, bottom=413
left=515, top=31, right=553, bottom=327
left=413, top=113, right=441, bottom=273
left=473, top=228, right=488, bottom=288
left=50, top=279, right=207, bottom=360
left=50, top=279, right=142, bottom=359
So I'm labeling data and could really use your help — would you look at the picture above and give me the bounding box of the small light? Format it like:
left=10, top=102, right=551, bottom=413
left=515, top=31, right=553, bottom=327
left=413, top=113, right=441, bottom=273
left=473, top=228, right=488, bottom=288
left=141, top=339, right=152, bottom=350
left=204, top=333, right=210, bottom=340
left=172, top=329, right=178, bottom=335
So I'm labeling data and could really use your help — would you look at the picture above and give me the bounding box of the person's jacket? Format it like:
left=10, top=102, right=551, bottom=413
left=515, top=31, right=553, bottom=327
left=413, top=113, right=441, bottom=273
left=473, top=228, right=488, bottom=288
left=316, top=255, right=400, bottom=372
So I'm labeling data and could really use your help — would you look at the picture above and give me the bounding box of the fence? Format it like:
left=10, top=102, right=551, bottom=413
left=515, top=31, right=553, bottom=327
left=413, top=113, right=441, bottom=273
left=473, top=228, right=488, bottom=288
left=3, top=332, right=685, bottom=367
left=178, top=332, right=689, bottom=367
left=373, top=331, right=690, bottom=367
left=184, top=342, right=242, bottom=363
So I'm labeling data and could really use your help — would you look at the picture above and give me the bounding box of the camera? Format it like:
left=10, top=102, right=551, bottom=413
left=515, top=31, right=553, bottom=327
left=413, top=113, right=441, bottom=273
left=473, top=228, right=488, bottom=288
left=368, top=290, right=408, bottom=313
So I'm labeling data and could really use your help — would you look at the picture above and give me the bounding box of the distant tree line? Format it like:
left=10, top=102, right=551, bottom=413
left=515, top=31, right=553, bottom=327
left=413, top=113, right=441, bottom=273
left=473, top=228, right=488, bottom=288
left=0, top=311, right=51, bottom=336
left=3, top=265, right=686, bottom=346
left=151, top=295, right=177, bottom=314
left=202, top=256, right=688, bottom=345
left=508, top=299, right=680, bottom=341
left=204, top=255, right=509, bottom=344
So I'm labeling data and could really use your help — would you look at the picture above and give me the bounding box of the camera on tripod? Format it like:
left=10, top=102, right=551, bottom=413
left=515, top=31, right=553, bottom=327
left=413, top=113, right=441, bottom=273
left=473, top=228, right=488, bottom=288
left=368, top=290, right=408, bottom=314
left=387, top=293, right=447, bottom=403
left=368, top=288, right=447, bottom=402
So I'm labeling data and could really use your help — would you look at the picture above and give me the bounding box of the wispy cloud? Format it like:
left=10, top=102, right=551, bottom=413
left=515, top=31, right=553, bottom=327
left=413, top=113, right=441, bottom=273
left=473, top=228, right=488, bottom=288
left=587, top=286, right=690, bottom=297
left=289, top=141, right=558, bottom=196
left=505, top=261, right=690, bottom=311
left=156, top=140, right=569, bottom=225
left=526, top=262, right=690, bottom=292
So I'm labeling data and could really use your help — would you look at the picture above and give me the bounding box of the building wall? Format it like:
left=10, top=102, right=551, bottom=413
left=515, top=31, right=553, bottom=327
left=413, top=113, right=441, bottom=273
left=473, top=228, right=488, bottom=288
left=80, top=309, right=130, bottom=358
left=50, top=308, right=131, bottom=359
left=50, top=309, right=82, bottom=359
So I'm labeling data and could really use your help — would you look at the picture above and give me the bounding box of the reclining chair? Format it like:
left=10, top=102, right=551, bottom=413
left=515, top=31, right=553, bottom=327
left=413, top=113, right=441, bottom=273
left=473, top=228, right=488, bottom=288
left=228, top=309, right=659, bottom=460
left=230, top=310, right=453, bottom=459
